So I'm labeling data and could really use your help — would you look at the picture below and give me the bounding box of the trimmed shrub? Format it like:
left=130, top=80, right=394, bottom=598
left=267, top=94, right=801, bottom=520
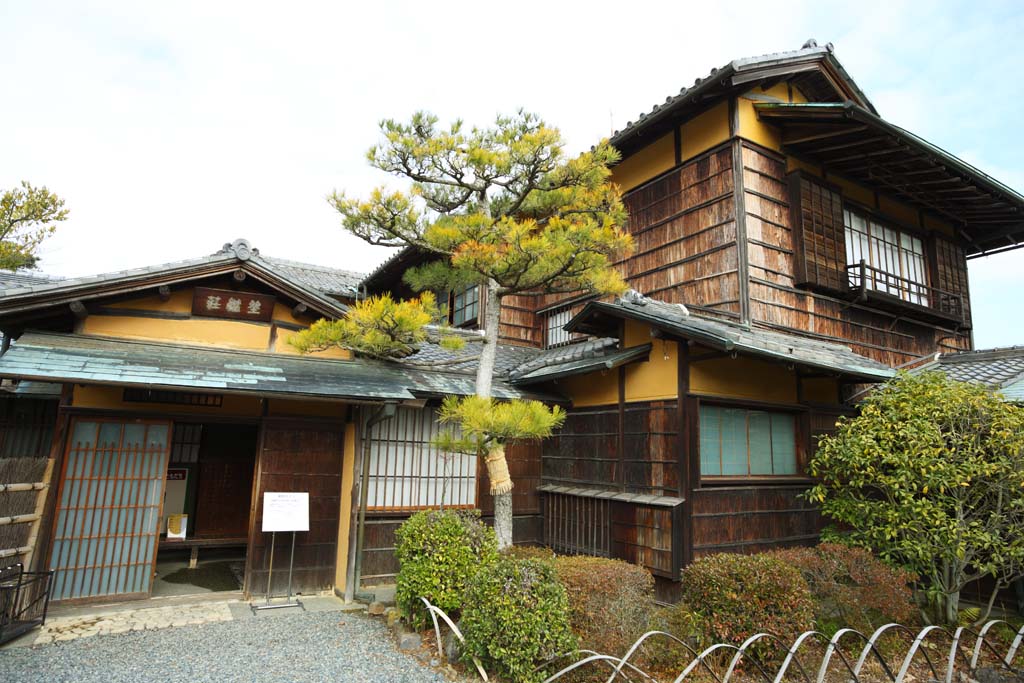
left=680, top=552, right=815, bottom=655
left=645, top=602, right=703, bottom=671
left=553, top=555, right=654, bottom=657
left=461, top=557, right=578, bottom=683
left=771, top=543, right=917, bottom=634
left=394, top=508, right=498, bottom=629
left=502, top=544, right=556, bottom=563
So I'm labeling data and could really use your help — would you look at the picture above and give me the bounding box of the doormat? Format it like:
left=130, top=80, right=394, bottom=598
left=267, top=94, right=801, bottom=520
left=161, top=561, right=242, bottom=592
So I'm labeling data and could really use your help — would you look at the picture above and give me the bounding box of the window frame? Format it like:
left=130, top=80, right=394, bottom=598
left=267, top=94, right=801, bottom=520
left=543, top=306, right=576, bottom=348
left=450, top=284, right=481, bottom=328
left=696, top=399, right=810, bottom=484
left=843, top=204, right=930, bottom=307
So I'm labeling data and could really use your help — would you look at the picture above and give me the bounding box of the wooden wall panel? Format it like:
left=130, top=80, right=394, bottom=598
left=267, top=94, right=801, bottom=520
left=691, top=485, right=821, bottom=557
left=741, top=142, right=971, bottom=366
left=247, top=421, right=343, bottom=597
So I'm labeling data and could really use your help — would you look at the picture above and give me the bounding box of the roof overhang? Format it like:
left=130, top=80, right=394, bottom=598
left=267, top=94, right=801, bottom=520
left=755, top=101, right=1024, bottom=257
left=510, top=343, right=652, bottom=385
left=568, top=299, right=895, bottom=382
left=0, top=255, right=349, bottom=325
left=0, top=332, right=561, bottom=404
left=610, top=45, right=875, bottom=157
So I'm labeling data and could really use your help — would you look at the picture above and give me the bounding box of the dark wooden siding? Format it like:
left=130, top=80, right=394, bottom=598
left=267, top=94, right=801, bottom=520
left=0, top=396, right=57, bottom=459
left=931, top=236, right=972, bottom=327
left=247, top=420, right=344, bottom=597
left=498, top=292, right=541, bottom=347
left=787, top=172, right=847, bottom=291
left=742, top=142, right=971, bottom=366
left=542, top=491, right=680, bottom=579
left=691, top=485, right=821, bottom=557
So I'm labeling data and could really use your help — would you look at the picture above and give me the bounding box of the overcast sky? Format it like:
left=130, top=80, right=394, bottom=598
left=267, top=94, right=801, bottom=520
left=2, top=1, right=1022, bottom=349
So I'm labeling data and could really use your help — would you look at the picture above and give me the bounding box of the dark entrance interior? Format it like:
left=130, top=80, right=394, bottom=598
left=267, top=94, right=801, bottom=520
left=154, top=422, right=258, bottom=596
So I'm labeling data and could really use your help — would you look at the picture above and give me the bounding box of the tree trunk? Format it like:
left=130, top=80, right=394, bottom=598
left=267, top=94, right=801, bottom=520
left=476, top=278, right=514, bottom=549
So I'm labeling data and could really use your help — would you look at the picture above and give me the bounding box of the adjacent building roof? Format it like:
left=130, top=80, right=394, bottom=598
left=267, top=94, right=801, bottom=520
left=0, top=240, right=363, bottom=319
left=0, top=332, right=559, bottom=404
left=918, top=347, right=1024, bottom=402
left=508, top=338, right=645, bottom=385
left=0, top=271, right=62, bottom=290
left=610, top=41, right=875, bottom=155
left=567, top=292, right=895, bottom=381
left=754, top=102, right=1024, bottom=257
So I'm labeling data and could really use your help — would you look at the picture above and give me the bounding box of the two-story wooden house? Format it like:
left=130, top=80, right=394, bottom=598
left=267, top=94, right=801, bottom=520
left=365, top=41, right=1024, bottom=597
left=2, top=42, right=1022, bottom=605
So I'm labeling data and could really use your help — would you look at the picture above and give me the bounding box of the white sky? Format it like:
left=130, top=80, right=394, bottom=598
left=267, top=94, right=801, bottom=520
left=2, top=0, right=1022, bottom=347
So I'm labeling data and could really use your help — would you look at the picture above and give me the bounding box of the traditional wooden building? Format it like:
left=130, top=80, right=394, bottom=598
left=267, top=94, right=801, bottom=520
left=2, top=42, right=1023, bottom=604
left=364, top=41, right=1024, bottom=597
left=0, top=239, right=553, bottom=604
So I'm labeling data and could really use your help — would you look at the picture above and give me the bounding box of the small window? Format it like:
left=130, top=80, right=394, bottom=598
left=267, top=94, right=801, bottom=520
left=544, top=307, right=575, bottom=348
left=451, top=285, right=480, bottom=327
left=699, top=405, right=798, bottom=477
left=844, top=208, right=928, bottom=306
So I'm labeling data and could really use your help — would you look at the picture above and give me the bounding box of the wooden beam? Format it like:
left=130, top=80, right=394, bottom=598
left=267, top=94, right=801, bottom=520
left=69, top=300, right=88, bottom=319
left=783, top=124, right=868, bottom=145
left=292, top=302, right=308, bottom=317
left=158, top=285, right=172, bottom=301
left=233, top=270, right=247, bottom=283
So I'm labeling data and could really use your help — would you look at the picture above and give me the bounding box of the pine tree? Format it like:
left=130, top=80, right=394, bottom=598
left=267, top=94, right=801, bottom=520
left=298, top=110, right=632, bottom=547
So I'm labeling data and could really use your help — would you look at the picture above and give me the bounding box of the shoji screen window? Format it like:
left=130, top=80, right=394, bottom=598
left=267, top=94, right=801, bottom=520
left=699, top=405, right=798, bottom=478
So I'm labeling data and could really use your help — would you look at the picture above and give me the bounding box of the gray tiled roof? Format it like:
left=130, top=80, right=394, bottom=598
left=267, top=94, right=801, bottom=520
left=568, top=292, right=895, bottom=381
left=400, top=334, right=541, bottom=376
left=609, top=41, right=875, bottom=149
left=0, top=271, right=62, bottom=290
left=0, top=240, right=363, bottom=317
left=0, top=332, right=560, bottom=403
left=918, top=347, right=1024, bottom=401
left=260, top=256, right=363, bottom=298
left=511, top=343, right=652, bottom=385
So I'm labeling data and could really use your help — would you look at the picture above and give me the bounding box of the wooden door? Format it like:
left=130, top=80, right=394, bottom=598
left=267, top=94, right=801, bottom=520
left=245, top=420, right=343, bottom=597
left=193, top=425, right=257, bottom=539
left=49, top=419, right=171, bottom=602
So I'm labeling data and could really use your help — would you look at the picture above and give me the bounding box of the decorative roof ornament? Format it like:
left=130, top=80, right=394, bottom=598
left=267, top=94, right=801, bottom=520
left=620, top=289, right=648, bottom=306
left=220, top=239, right=259, bottom=261
left=802, top=38, right=818, bottom=49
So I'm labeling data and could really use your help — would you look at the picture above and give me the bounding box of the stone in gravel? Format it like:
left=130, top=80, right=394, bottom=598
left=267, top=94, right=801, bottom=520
left=368, top=601, right=386, bottom=615
left=397, top=629, right=422, bottom=651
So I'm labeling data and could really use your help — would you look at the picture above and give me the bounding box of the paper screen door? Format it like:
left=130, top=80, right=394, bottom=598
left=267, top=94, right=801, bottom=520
left=49, top=420, right=172, bottom=601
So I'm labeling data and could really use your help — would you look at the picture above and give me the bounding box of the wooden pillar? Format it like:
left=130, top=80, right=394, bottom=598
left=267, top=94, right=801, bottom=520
left=32, top=384, right=72, bottom=574
left=677, top=343, right=695, bottom=567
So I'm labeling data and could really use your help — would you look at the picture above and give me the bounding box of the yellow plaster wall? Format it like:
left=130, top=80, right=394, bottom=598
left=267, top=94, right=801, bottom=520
left=737, top=83, right=809, bottom=152
left=273, top=328, right=351, bottom=359
left=689, top=352, right=799, bottom=404
left=680, top=101, right=730, bottom=162
left=611, top=132, right=675, bottom=193
left=623, top=320, right=678, bottom=402
left=106, top=289, right=193, bottom=314
left=82, top=315, right=272, bottom=351
left=72, top=384, right=263, bottom=416
left=562, top=371, right=619, bottom=408
left=335, top=422, right=356, bottom=592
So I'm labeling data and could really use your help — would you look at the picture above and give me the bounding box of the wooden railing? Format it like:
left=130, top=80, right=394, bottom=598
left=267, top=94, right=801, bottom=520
left=847, top=260, right=965, bottom=323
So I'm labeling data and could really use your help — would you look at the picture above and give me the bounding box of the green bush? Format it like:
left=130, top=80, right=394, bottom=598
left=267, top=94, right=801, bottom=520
left=553, top=555, right=654, bottom=658
left=771, top=543, right=917, bottom=634
left=680, top=552, right=815, bottom=657
left=394, top=508, right=498, bottom=629
left=502, top=544, right=556, bottom=563
left=645, top=602, right=703, bottom=671
left=461, top=557, right=578, bottom=683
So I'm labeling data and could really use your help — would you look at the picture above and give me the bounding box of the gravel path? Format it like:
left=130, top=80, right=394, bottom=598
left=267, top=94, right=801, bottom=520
left=0, top=611, right=449, bottom=683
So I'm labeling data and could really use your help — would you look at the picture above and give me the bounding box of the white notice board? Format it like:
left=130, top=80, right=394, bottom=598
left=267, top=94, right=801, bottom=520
left=262, top=492, right=310, bottom=532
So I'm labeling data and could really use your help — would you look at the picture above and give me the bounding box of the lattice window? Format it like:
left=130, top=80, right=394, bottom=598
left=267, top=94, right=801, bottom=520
left=451, top=285, right=480, bottom=327
left=363, top=406, right=476, bottom=511
left=123, top=388, right=223, bottom=407
left=699, top=405, right=797, bottom=477
left=170, top=423, right=202, bottom=464
left=844, top=208, right=928, bottom=306
left=544, top=307, right=574, bottom=348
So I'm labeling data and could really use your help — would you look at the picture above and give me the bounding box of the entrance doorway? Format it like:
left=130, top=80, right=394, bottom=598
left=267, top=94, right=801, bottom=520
left=153, top=423, right=257, bottom=597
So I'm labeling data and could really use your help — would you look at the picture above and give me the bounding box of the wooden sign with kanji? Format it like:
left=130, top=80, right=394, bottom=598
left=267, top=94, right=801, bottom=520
left=192, top=286, right=276, bottom=323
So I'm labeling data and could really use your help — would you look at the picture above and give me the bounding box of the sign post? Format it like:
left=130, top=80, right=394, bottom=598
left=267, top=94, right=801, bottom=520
left=252, top=492, right=308, bottom=612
